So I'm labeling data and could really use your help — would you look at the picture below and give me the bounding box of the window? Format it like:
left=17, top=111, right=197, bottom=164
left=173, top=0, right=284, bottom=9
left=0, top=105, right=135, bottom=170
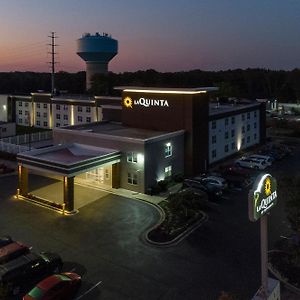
left=19, top=118, right=23, bottom=124
left=225, top=131, right=229, bottom=139
left=242, top=126, right=245, bottom=133
left=63, top=105, right=68, bottom=110
left=25, top=119, right=28, bottom=125
left=254, top=122, right=257, bottom=129
left=56, top=104, right=60, bottom=110
left=43, top=121, right=48, bottom=127
left=63, top=115, right=68, bottom=120
left=247, top=124, right=250, bottom=131
left=225, top=118, right=229, bottom=126
left=86, top=117, right=91, bottom=123
left=231, top=142, right=235, bottom=150
left=18, top=110, right=23, bottom=115
left=78, top=106, right=82, bottom=112
left=128, top=172, right=138, bottom=185
left=25, top=102, right=29, bottom=107
left=36, top=112, right=40, bottom=117
left=242, top=138, right=245, bottom=145
left=225, top=144, right=229, bottom=153
left=78, top=116, right=83, bottom=122
left=18, top=102, right=22, bottom=107
left=105, top=169, right=109, bottom=180
left=254, top=111, right=257, bottom=118
left=212, top=135, right=216, bottom=144
left=56, top=114, right=60, bottom=119
left=211, top=121, right=216, bottom=129
left=1, top=128, right=6, bottom=133
left=36, top=120, right=40, bottom=126
left=86, top=106, right=91, bottom=113
left=127, top=152, right=137, bottom=163
left=56, top=123, right=60, bottom=127
left=164, top=166, right=172, bottom=177
left=247, top=136, right=250, bottom=143
left=242, top=114, right=245, bottom=121
left=254, top=133, right=257, bottom=140
left=25, top=111, right=29, bottom=116
left=43, top=103, right=47, bottom=109
left=231, top=129, right=235, bottom=137
left=36, top=103, right=40, bottom=108
left=43, top=112, right=47, bottom=118
left=247, top=112, right=250, bottom=119
left=164, top=143, right=172, bottom=157
left=231, top=116, right=235, bottom=124
left=212, top=149, right=217, bottom=158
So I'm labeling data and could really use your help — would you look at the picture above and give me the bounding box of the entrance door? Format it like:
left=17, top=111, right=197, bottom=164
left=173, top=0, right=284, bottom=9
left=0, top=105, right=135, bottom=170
left=86, top=168, right=104, bottom=184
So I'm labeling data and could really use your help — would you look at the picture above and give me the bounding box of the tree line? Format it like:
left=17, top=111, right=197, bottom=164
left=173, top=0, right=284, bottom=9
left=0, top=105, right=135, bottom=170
left=1, top=68, right=300, bottom=102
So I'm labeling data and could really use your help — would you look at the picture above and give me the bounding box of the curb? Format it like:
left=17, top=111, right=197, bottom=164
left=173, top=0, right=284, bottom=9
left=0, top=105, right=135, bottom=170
left=268, top=250, right=300, bottom=296
left=144, top=212, right=208, bottom=247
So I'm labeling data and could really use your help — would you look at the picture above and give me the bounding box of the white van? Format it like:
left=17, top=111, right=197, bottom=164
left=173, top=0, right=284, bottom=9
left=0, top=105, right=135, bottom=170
left=248, top=154, right=273, bottom=166
left=235, top=157, right=267, bottom=170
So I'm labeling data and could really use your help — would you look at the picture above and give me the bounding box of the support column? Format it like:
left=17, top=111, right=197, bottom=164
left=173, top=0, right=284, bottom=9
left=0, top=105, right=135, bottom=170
left=63, top=176, right=74, bottom=212
left=18, top=165, right=28, bottom=196
left=111, top=163, right=120, bottom=189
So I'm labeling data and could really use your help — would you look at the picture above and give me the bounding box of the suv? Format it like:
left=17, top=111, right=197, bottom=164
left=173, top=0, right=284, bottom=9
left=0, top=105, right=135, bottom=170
left=235, top=157, right=267, bottom=170
left=0, top=252, right=63, bottom=296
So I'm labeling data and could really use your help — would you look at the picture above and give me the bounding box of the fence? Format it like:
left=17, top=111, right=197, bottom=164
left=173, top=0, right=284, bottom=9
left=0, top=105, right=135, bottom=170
left=0, top=131, right=53, bottom=154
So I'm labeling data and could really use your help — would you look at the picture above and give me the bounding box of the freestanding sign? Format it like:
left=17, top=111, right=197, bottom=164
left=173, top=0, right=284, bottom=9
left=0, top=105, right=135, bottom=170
left=248, top=173, right=279, bottom=300
left=248, top=174, right=278, bottom=222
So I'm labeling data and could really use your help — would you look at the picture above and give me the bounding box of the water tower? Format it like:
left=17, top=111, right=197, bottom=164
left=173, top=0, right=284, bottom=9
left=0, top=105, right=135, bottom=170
left=77, top=32, right=118, bottom=90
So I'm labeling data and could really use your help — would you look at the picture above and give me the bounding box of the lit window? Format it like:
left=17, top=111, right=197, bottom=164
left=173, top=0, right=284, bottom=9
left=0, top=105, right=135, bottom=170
left=56, top=104, right=60, bottom=110
left=211, top=121, right=216, bottom=129
left=86, top=117, right=91, bottom=123
left=86, top=106, right=91, bottom=113
left=165, top=143, right=172, bottom=157
left=164, top=165, right=172, bottom=177
left=128, top=172, right=138, bottom=185
left=127, top=152, right=137, bottom=163
left=224, top=144, right=229, bottom=153
left=78, top=106, right=82, bottom=112
left=212, top=135, right=216, bottom=144
left=231, top=129, right=235, bottom=137
left=43, top=103, right=47, bottom=109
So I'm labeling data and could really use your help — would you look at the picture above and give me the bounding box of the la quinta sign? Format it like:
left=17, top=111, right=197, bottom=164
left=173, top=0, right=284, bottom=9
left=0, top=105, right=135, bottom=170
left=248, top=173, right=278, bottom=222
left=123, top=96, right=169, bottom=109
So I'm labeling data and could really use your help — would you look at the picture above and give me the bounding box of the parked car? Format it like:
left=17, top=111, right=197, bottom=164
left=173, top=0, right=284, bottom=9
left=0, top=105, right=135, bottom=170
left=235, top=157, right=267, bottom=170
left=183, top=179, right=223, bottom=201
left=0, top=241, right=30, bottom=264
left=0, top=236, right=13, bottom=248
left=248, top=154, right=273, bottom=166
left=23, top=272, right=81, bottom=300
left=197, top=176, right=228, bottom=190
left=0, top=252, right=63, bottom=296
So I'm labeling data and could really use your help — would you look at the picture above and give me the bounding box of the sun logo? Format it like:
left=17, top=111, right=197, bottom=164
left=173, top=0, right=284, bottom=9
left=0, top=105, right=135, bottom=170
left=123, top=97, right=133, bottom=108
left=264, top=177, right=272, bottom=196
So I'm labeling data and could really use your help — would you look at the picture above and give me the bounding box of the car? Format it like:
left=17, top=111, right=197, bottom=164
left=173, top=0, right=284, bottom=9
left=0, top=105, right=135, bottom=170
left=23, top=272, right=81, bottom=300
left=0, top=252, right=63, bottom=296
left=197, top=176, right=228, bottom=190
left=183, top=179, right=223, bottom=201
left=0, top=241, right=30, bottom=264
left=0, top=236, right=13, bottom=248
left=235, top=157, right=267, bottom=170
left=248, top=154, right=273, bottom=166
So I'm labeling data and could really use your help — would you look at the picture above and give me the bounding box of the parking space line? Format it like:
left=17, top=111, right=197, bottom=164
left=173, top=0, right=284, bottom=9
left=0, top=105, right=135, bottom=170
left=74, top=280, right=102, bottom=300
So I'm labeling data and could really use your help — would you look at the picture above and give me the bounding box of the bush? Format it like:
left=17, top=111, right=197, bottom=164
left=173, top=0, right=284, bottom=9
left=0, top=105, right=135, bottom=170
left=157, top=180, right=168, bottom=191
left=173, top=173, right=184, bottom=183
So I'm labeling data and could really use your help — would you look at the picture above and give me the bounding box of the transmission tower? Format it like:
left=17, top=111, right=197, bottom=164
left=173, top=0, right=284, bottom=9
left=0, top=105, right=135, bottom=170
left=48, top=32, right=58, bottom=95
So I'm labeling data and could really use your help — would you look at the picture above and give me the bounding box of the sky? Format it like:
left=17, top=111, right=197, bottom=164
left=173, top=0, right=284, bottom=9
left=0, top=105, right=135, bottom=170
left=0, top=0, right=300, bottom=73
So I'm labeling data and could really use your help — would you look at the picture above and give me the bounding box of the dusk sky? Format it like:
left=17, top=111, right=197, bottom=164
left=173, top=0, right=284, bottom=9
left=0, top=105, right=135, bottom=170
left=1, top=0, right=300, bottom=73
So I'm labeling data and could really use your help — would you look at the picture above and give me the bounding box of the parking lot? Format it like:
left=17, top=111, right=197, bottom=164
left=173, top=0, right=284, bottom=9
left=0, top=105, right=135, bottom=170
left=0, top=137, right=300, bottom=300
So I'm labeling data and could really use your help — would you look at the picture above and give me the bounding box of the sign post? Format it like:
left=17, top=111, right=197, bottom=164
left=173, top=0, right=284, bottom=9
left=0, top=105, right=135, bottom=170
left=248, top=173, right=280, bottom=299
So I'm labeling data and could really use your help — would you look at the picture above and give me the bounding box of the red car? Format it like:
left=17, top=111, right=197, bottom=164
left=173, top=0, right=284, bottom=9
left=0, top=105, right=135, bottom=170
left=23, top=272, right=81, bottom=300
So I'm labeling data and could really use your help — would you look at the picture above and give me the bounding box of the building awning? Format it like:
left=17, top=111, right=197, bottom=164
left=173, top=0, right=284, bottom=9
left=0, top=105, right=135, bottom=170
left=17, top=143, right=121, bottom=177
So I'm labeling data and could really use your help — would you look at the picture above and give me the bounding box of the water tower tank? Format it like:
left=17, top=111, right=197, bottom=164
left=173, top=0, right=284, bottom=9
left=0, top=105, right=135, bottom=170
left=77, top=32, right=118, bottom=90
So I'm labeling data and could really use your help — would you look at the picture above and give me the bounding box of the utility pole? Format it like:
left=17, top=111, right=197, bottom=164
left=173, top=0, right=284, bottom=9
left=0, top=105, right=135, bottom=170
left=48, top=32, right=58, bottom=95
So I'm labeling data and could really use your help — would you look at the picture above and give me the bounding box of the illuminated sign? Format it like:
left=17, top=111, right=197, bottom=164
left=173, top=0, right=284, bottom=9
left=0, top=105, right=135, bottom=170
left=123, top=96, right=169, bottom=109
left=248, top=174, right=277, bottom=222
